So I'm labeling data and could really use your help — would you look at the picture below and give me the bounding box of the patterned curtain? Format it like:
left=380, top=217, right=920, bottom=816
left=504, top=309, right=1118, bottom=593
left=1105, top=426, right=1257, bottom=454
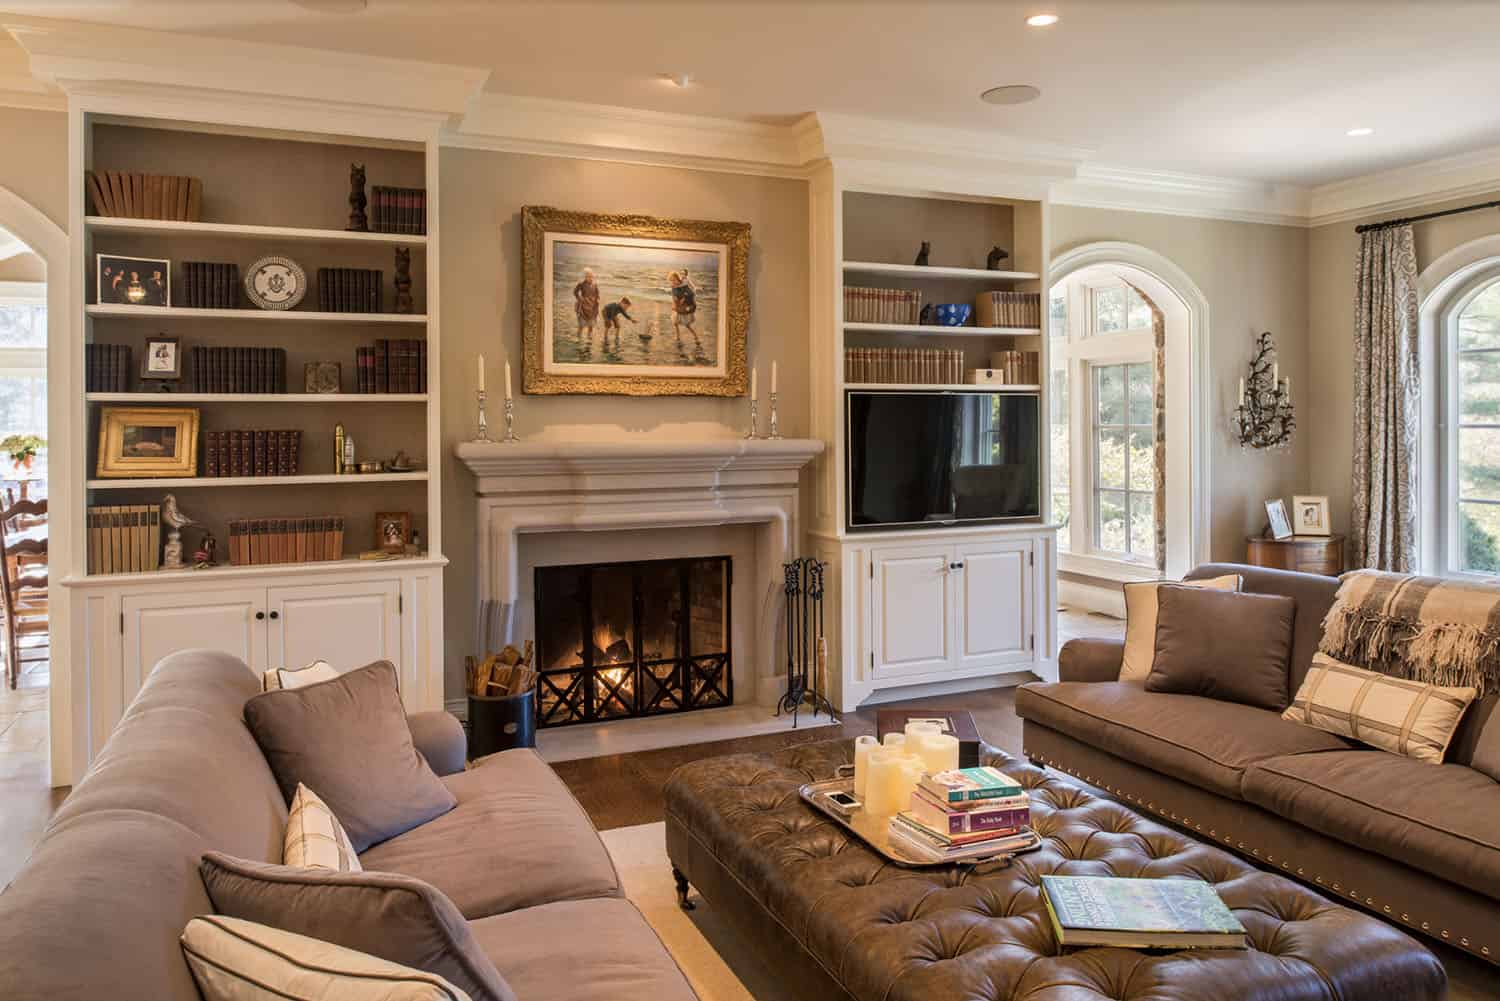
left=1351, top=225, right=1420, bottom=571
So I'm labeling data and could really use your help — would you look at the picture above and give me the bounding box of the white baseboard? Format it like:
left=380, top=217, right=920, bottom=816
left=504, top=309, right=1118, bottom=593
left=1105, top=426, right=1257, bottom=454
left=852, top=669, right=1038, bottom=709
left=1058, top=577, right=1126, bottom=617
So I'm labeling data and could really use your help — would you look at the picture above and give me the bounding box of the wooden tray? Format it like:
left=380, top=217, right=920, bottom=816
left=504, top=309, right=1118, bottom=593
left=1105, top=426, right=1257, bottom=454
left=799, top=775, right=1043, bottom=868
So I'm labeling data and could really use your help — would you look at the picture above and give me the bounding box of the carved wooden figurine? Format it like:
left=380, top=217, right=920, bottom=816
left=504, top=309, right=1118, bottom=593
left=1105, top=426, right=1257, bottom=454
left=913, top=241, right=931, bottom=266
left=393, top=246, right=413, bottom=314
left=987, top=245, right=1010, bottom=269
left=346, top=162, right=368, bottom=232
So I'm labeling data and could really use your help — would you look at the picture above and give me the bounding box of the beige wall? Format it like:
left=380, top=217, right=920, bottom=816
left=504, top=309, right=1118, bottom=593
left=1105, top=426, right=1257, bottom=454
left=0, top=107, right=68, bottom=232
left=0, top=250, right=45, bottom=283
left=438, top=147, right=809, bottom=692
left=1049, top=205, right=1310, bottom=562
left=1307, top=187, right=1500, bottom=538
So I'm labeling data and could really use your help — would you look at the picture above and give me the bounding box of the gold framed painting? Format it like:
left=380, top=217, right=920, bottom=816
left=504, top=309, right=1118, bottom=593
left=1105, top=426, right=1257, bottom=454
left=96, top=406, right=200, bottom=479
left=521, top=205, right=750, bottom=396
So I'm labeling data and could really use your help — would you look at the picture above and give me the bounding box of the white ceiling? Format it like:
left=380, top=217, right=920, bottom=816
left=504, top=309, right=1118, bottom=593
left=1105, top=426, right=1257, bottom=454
left=3, top=0, right=1500, bottom=187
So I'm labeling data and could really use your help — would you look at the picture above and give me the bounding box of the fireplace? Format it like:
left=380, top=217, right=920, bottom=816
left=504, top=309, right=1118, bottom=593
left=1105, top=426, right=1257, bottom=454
left=533, top=556, right=732, bottom=727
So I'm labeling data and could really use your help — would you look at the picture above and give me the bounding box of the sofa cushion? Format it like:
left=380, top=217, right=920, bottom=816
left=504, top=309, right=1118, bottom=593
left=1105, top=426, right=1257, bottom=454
left=470, top=898, right=697, bottom=1001
left=284, top=783, right=361, bottom=872
left=243, top=660, right=456, bottom=852
left=1120, top=573, right=1241, bottom=682
left=359, top=748, right=622, bottom=919
left=1186, top=563, right=1339, bottom=692
left=1147, top=586, right=1295, bottom=710
left=200, top=852, right=515, bottom=1001
left=1243, top=750, right=1500, bottom=902
left=1015, top=681, right=1352, bottom=799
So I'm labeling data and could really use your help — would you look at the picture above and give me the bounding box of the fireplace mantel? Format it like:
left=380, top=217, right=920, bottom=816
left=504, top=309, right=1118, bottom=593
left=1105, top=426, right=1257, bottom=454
left=455, top=437, right=823, bottom=704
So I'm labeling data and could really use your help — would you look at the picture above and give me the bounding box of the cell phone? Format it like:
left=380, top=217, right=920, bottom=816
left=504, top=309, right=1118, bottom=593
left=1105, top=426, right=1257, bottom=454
left=825, top=791, right=861, bottom=816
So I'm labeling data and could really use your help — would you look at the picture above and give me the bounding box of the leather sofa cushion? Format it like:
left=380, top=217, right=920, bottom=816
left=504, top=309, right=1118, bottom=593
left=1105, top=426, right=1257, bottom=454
left=1016, top=682, right=1352, bottom=799
left=1148, top=586, right=1295, bottom=710
left=470, top=898, right=698, bottom=1001
left=359, top=748, right=622, bottom=919
left=1244, top=750, right=1500, bottom=903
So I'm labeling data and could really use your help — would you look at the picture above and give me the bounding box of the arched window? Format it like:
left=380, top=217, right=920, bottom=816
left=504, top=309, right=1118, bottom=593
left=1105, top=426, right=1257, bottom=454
left=1444, top=274, right=1500, bottom=575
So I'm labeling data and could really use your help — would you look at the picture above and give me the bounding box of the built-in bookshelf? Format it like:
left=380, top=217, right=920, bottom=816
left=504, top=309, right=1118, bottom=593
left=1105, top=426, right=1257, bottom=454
left=77, top=116, right=440, bottom=577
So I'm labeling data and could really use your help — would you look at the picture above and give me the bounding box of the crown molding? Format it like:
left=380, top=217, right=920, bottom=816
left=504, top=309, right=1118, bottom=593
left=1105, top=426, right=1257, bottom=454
left=1307, top=143, right=1500, bottom=227
left=1051, top=164, right=1312, bottom=227
left=808, top=111, right=1089, bottom=177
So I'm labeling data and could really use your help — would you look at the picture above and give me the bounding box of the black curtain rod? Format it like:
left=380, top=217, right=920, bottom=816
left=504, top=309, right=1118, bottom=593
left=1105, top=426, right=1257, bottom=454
left=1355, top=198, right=1500, bottom=234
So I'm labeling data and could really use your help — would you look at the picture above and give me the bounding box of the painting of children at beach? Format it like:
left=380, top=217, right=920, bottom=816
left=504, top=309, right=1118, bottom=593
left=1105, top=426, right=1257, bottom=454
left=545, top=235, right=724, bottom=374
left=522, top=206, right=750, bottom=396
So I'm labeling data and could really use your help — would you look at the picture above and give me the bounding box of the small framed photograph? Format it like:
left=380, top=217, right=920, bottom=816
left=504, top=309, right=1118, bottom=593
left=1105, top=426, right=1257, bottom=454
left=374, top=510, right=411, bottom=554
left=97, top=254, right=170, bottom=307
left=1265, top=498, right=1294, bottom=540
left=304, top=361, right=341, bottom=394
left=1293, top=495, right=1331, bottom=536
left=95, top=406, right=199, bottom=479
left=140, top=335, right=182, bottom=383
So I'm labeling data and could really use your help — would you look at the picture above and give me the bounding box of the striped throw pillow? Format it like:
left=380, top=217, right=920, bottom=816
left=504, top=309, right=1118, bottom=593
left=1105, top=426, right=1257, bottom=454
left=1282, top=653, right=1477, bottom=763
left=182, top=915, right=471, bottom=1001
left=285, top=784, right=362, bottom=872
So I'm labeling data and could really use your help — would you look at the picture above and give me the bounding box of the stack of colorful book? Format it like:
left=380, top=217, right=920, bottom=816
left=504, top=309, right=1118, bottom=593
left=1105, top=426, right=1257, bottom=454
left=889, top=766, right=1033, bottom=861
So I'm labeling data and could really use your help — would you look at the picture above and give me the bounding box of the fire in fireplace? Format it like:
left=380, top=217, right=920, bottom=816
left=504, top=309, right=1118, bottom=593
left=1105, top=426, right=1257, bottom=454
left=533, top=556, right=731, bottom=727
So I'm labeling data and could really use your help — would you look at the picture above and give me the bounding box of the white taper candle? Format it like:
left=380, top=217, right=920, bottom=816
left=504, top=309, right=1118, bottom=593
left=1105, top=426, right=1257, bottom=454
left=504, top=360, right=512, bottom=401
left=477, top=354, right=486, bottom=392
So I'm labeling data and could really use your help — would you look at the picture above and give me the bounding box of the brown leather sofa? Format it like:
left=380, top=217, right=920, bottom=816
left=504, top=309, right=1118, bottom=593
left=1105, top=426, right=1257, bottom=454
left=1017, top=563, right=1500, bottom=967
left=0, top=649, right=700, bottom=1000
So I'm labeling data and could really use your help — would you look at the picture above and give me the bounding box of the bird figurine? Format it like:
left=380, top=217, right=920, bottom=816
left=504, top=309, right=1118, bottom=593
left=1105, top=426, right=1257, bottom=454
left=160, top=493, right=197, bottom=570
left=913, top=241, right=931, bottom=266
left=987, top=246, right=1011, bottom=270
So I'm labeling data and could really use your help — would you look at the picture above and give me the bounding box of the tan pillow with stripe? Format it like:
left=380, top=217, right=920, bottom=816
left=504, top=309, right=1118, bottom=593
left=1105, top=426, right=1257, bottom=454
left=181, top=914, right=471, bottom=1001
left=285, top=784, right=361, bottom=872
left=1119, top=574, right=1241, bottom=682
left=1282, top=652, right=1477, bottom=763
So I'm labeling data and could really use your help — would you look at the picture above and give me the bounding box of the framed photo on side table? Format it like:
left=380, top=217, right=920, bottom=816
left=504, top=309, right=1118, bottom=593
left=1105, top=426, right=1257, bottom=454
left=1293, top=495, right=1331, bottom=536
left=1265, top=498, right=1294, bottom=540
left=140, top=335, right=182, bottom=385
left=95, top=406, right=199, bottom=478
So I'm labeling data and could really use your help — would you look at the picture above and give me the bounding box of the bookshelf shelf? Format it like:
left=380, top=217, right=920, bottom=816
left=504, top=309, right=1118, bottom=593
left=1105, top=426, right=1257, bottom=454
left=87, top=472, right=429, bottom=490
left=845, top=322, right=1041, bottom=336
left=66, top=554, right=448, bottom=589
left=85, top=216, right=427, bottom=246
left=842, top=261, right=1039, bottom=282
left=85, top=392, right=427, bottom=404
left=845, top=383, right=1041, bottom=392
left=86, top=304, right=428, bottom=324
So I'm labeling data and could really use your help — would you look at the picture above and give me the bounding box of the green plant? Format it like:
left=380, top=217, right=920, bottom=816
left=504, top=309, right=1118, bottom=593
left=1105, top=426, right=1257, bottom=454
left=0, top=434, right=44, bottom=463
left=1462, top=506, right=1500, bottom=574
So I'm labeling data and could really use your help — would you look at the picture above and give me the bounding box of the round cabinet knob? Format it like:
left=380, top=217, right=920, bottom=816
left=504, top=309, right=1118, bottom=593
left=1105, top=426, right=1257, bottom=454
left=255, top=611, right=265, bottom=620
left=269, top=611, right=280, bottom=620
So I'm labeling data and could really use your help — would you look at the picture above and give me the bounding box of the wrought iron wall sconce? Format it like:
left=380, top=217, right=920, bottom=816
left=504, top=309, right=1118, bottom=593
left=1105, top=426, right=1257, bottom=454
left=1234, top=331, right=1295, bottom=449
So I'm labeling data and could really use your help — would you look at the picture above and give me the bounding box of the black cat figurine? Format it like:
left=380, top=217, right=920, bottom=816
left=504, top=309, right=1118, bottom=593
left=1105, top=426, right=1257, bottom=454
left=919, top=304, right=934, bottom=325
left=987, top=245, right=1010, bottom=270
left=346, top=162, right=368, bottom=232
left=913, top=241, right=931, bottom=266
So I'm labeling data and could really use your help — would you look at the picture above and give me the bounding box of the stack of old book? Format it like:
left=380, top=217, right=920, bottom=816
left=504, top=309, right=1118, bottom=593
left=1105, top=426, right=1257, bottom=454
left=86, top=170, right=203, bottom=221
left=889, top=766, right=1033, bottom=862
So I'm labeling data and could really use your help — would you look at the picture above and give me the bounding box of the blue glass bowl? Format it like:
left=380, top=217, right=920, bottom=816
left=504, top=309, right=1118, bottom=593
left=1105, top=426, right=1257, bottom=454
left=934, top=303, right=972, bottom=326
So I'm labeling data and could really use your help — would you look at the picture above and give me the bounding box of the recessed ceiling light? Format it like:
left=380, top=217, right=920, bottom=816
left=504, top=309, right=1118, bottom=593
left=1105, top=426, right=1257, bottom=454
left=291, top=0, right=369, bottom=11
left=1347, top=127, right=1375, bottom=137
left=1026, top=13, right=1060, bottom=26
left=658, top=73, right=694, bottom=88
left=981, top=85, right=1042, bottom=106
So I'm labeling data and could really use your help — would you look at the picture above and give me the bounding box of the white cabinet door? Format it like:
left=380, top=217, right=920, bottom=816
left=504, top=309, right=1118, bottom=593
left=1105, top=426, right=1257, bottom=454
left=266, top=579, right=401, bottom=676
left=870, top=544, right=953, bottom=679
left=121, top=587, right=265, bottom=701
left=954, top=540, right=1033, bottom=669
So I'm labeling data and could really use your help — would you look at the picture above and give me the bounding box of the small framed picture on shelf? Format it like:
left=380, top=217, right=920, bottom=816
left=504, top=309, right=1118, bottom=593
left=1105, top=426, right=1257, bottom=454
left=1265, top=498, right=1294, bottom=540
left=97, top=254, right=170, bottom=307
left=304, top=361, right=342, bottom=394
left=1293, top=495, right=1331, bottom=536
left=140, top=335, right=182, bottom=384
left=95, top=406, right=200, bottom=479
left=374, top=510, right=411, bottom=554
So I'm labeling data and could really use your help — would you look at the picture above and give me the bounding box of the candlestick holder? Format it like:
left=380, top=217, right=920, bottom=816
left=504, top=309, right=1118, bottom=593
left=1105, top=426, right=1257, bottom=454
left=745, top=399, right=760, bottom=439
left=767, top=391, right=783, bottom=439
left=473, top=390, right=492, bottom=442
left=502, top=397, right=519, bottom=443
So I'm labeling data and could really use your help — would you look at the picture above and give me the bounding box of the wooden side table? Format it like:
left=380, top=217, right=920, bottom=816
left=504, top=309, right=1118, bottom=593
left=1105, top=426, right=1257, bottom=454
left=1245, top=533, right=1345, bottom=576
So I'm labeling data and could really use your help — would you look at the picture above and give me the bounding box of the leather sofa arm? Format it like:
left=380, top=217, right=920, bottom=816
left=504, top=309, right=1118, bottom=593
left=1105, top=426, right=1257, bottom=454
left=1058, top=638, right=1125, bottom=683
left=407, top=711, right=467, bottom=776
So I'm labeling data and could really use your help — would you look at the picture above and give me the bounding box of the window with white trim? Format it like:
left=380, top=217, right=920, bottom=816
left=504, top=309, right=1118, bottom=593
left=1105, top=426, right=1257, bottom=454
left=1049, top=276, right=1156, bottom=568
left=1447, top=277, right=1500, bottom=574
left=0, top=285, right=48, bottom=486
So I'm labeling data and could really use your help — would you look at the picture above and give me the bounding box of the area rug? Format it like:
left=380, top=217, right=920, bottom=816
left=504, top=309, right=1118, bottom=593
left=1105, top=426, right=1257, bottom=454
left=600, top=821, right=790, bottom=1001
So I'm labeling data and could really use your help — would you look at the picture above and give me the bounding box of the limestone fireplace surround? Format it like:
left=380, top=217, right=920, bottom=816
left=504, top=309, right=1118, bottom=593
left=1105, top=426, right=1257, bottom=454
left=455, top=437, right=824, bottom=708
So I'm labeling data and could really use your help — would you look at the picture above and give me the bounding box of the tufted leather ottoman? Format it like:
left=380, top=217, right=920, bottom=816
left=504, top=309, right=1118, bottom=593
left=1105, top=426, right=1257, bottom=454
left=664, top=740, right=1445, bottom=1001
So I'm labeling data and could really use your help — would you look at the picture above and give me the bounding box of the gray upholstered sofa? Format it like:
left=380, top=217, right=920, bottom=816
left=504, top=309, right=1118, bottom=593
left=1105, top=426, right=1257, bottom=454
left=1017, top=563, right=1500, bottom=967
left=0, top=649, right=700, bottom=1001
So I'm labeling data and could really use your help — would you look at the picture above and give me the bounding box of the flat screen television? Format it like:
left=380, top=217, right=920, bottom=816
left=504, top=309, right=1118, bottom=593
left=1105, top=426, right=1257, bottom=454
left=845, top=389, right=1041, bottom=531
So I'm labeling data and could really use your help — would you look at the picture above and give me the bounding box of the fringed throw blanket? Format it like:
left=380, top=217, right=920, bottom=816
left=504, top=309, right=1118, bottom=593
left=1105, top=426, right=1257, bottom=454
left=1321, top=570, right=1500, bottom=696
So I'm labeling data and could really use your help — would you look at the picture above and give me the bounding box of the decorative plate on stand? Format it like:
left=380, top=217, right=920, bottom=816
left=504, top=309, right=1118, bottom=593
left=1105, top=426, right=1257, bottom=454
left=244, top=255, right=307, bottom=310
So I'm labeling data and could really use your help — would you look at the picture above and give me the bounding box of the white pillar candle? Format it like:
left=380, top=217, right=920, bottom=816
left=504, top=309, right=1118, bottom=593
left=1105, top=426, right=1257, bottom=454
left=904, top=721, right=942, bottom=747
left=504, top=360, right=513, bottom=401
left=771, top=360, right=778, bottom=395
left=852, top=735, right=879, bottom=798
left=881, top=732, right=907, bottom=750
left=864, top=749, right=906, bottom=815
left=477, top=354, right=486, bottom=392
left=914, top=732, right=960, bottom=777
left=750, top=366, right=758, bottom=401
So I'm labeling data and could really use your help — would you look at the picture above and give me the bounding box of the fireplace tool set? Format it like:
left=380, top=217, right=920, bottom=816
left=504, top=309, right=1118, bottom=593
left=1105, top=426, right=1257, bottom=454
left=777, top=557, right=837, bottom=725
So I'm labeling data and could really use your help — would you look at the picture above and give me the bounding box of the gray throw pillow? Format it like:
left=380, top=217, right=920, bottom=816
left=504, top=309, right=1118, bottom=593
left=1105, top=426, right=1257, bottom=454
left=200, top=852, right=516, bottom=1001
left=1146, top=585, right=1296, bottom=711
left=243, top=660, right=455, bottom=852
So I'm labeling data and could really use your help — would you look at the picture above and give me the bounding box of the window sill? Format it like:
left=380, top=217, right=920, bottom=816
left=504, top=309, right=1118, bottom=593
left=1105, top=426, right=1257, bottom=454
left=1059, top=551, right=1161, bottom=584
